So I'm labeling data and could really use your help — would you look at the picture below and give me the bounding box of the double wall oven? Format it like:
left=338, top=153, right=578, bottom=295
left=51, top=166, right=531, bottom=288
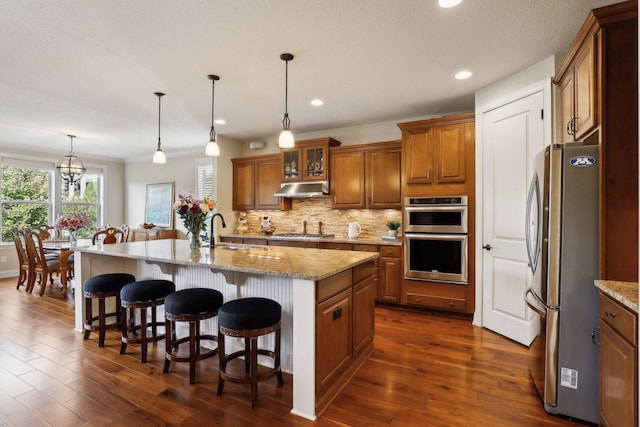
left=403, top=196, right=468, bottom=284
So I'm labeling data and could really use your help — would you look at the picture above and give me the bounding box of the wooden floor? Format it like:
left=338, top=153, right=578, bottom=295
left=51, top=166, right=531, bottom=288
left=0, top=276, right=590, bottom=427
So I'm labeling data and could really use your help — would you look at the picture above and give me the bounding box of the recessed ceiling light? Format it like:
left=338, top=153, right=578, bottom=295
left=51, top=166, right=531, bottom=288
left=439, top=0, right=463, bottom=7
left=214, top=119, right=226, bottom=125
left=454, top=70, right=472, bottom=80
left=310, top=99, right=324, bottom=106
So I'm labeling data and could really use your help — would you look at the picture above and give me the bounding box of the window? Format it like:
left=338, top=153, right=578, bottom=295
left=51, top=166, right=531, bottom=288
left=0, top=157, right=104, bottom=242
left=195, top=157, right=218, bottom=240
left=61, top=170, right=103, bottom=238
left=1, top=160, right=52, bottom=242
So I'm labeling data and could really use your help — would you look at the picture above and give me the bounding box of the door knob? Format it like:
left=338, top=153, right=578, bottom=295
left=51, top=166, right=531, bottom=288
left=482, top=244, right=492, bottom=251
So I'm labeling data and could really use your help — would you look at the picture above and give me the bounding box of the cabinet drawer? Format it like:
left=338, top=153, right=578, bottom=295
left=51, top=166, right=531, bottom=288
left=319, top=242, right=354, bottom=251
left=220, top=236, right=243, bottom=244
left=354, top=244, right=378, bottom=252
left=406, top=292, right=466, bottom=312
left=379, top=246, right=401, bottom=258
left=269, top=240, right=318, bottom=248
left=599, top=292, right=638, bottom=346
left=317, top=269, right=352, bottom=302
left=242, top=238, right=268, bottom=246
left=353, top=259, right=376, bottom=284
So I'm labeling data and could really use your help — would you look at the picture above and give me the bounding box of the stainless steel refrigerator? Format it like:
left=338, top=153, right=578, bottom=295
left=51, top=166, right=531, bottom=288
left=523, top=143, right=599, bottom=424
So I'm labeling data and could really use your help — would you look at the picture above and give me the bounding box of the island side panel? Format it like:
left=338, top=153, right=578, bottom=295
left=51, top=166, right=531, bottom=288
left=291, top=277, right=317, bottom=420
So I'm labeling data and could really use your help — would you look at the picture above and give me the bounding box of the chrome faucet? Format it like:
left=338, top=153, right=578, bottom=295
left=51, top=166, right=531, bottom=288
left=210, top=213, right=226, bottom=246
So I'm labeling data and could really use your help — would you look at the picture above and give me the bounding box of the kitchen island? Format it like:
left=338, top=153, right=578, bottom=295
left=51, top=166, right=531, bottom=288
left=73, top=239, right=378, bottom=420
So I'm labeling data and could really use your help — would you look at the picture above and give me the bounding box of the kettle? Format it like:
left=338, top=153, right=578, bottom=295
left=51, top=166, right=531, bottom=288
left=348, top=222, right=361, bottom=238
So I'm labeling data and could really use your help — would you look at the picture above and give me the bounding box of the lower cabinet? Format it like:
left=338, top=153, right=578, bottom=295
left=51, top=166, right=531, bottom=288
left=378, top=246, right=401, bottom=303
left=598, top=292, right=638, bottom=427
left=132, top=228, right=177, bottom=241
left=315, top=260, right=376, bottom=415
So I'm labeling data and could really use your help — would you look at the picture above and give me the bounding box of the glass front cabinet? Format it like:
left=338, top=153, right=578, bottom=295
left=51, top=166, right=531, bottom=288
left=281, top=137, right=341, bottom=182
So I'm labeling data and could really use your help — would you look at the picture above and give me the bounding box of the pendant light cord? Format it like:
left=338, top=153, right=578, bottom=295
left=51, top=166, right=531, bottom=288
left=157, top=95, right=162, bottom=150
left=210, top=78, right=216, bottom=141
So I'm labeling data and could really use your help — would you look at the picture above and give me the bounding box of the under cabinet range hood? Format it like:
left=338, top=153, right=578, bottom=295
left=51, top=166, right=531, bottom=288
left=274, top=181, right=329, bottom=198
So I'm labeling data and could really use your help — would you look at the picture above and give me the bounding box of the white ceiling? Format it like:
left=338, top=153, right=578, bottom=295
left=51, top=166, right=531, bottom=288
left=0, top=0, right=621, bottom=162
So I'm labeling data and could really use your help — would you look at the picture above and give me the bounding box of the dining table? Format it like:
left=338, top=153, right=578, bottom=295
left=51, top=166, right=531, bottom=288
left=41, top=238, right=92, bottom=296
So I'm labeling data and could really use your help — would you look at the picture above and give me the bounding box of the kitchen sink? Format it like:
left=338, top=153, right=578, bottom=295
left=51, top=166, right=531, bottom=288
left=270, top=233, right=335, bottom=240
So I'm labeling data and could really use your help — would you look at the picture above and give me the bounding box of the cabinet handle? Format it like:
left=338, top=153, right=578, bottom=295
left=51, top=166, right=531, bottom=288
left=448, top=302, right=455, bottom=307
left=591, top=326, right=601, bottom=346
left=415, top=298, right=422, bottom=303
left=566, top=117, right=578, bottom=136
left=333, top=306, right=343, bottom=321
left=605, top=311, right=616, bottom=318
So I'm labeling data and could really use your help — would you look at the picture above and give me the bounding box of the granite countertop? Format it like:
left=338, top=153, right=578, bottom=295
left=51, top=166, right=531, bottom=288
left=76, top=239, right=378, bottom=281
left=221, top=233, right=402, bottom=246
left=595, top=280, right=639, bottom=313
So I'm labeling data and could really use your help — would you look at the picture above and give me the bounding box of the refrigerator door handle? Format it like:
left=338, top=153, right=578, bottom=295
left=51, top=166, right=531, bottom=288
left=524, top=286, right=559, bottom=318
left=525, top=173, right=542, bottom=275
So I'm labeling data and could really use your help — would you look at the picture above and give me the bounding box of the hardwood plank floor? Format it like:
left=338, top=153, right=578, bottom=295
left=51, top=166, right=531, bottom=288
left=0, top=276, right=590, bottom=426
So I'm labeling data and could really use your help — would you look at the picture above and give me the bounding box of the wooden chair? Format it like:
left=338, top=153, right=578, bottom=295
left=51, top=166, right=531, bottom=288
left=120, top=224, right=131, bottom=242
left=24, top=228, right=62, bottom=296
left=35, top=224, right=55, bottom=240
left=92, top=227, right=125, bottom=245
left=12, top=227, right=31, bottom=290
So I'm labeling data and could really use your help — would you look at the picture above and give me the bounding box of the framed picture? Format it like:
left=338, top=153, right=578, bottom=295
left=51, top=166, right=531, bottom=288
left=145, top=182, right=175, bottom=228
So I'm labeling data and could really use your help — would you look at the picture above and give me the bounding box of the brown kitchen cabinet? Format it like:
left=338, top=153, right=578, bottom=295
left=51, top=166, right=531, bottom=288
left=397, top=113, right=474, bottom=187
left=556, top=39, right=596, bottom=143
left=352, top=260, right=376, bottom=358
left=598, top=291, right=638, bottom=427
left=555, top=1, right=638, bottom=282
left=330, top=141, right=401, bottom=209
left=378, top=245, right=401, bottom=303
left=232, top=154, right=291, bottom=211
left=281, top=137, right=341, bottom=182
left=132, top=228, right=177, bottom=241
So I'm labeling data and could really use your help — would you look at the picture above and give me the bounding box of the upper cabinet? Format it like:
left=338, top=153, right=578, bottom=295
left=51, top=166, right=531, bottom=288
left=330, top=141, right=401, bottom=209
left=556, top=31, right=596, bottom=142
left=397, top=113, right=475, bottom=194
left=232, top=154, right=291, bottom=211
left=281, top=137, right=341, bottom=182
left=554, top=0, right=637, bottom=281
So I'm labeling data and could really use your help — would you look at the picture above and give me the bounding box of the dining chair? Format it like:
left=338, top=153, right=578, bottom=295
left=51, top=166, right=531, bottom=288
left=92, top=227, right=126, bottom=245
left=24, top=228, right=62, bottom=296
left=12, top=227, right=31, bottom=290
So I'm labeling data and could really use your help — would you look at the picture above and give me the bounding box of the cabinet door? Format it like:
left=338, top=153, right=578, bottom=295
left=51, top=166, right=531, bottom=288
left=316, top=288, right=352, bottom=394
left=281, top=148, right=301, bottom=181
left=573, top=40, right=596, bottom=140
left=353, top=275, right=375, bottom=357
left=255, top=157, right=281, bottom=210
left=378, top=256, right=400, bottom=303
left=303, top=146, right=327, bottom=181
left=330, top=149, right=365, bottom=209
left=232, top=159, right=255, bottom=210
left=366, top=145, right=401, bottom=209
left=599, top=321, right=637, bottom=427
left=435, top=123, right=466, bottom=183
left=558, top=72, right=575, bottom=144
left=404, top=127, right=434, bottom=184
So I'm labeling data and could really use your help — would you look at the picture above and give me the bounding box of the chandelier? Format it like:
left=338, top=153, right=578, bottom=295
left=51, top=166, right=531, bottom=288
left=56, top=134, right=86, bottom=184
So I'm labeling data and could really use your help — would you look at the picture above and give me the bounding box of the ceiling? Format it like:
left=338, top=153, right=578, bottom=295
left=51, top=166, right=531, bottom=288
left=0, top=0, right=621, bottom=162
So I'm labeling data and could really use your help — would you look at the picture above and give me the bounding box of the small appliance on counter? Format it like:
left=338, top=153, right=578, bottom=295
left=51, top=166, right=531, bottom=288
left=347, top=222, right=361, bottom=238
left=236, top=212, right=248, bottom=233
left=260, top=215, right=275, bottom=235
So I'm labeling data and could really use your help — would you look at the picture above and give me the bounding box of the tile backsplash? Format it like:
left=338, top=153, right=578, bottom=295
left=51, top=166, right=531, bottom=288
left=234, top=198, right=401, bottom=238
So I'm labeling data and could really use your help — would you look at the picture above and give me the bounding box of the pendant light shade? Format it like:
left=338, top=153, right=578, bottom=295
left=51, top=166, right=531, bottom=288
left=152, top=92, right=167, bottom=164
left=56, top=134, right=86, bottom=184
left=278, top=53, right=295, bottom=148
left=205, top=74, right=220, bottom=156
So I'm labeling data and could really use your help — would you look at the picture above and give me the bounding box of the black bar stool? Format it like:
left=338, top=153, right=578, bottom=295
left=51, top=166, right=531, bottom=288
left=83, top=273, right=136, bottom=347
left=217, top=297, right=283, bottom=409
left=163, top=288, right=224, bottom=384
left=120, top=279, right=175, bottom=363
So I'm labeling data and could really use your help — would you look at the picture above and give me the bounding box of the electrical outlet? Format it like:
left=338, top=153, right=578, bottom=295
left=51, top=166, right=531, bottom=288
left=0, top=256, right=6, bottom=263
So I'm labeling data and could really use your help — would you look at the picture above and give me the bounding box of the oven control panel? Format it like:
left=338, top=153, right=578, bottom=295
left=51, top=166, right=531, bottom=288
left=406, top=196, right=467, bottom=206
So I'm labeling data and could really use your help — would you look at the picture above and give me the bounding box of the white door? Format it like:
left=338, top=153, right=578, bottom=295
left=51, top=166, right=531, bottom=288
left=481, top=91, right=545, bottom=346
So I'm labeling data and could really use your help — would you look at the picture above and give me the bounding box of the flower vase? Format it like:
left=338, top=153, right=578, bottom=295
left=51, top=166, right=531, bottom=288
left=190, top=227, right=201, bottom=254
left=69, top=228, right=78, bottom=244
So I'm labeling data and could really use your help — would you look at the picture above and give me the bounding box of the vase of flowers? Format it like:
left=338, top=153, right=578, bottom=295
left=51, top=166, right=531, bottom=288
left=173, top=194, right=216, bottom=253
left=55, top=214, right=90, bottom=243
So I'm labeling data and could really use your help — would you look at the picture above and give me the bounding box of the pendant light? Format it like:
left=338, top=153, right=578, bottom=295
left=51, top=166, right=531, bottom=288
left=56, top=134, right=86, bottom=184
left=205, top=74, right=221, bottom=156
left=278, top=53, right=294, bottom=148
left=152, top=92, right=167, bottom=164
